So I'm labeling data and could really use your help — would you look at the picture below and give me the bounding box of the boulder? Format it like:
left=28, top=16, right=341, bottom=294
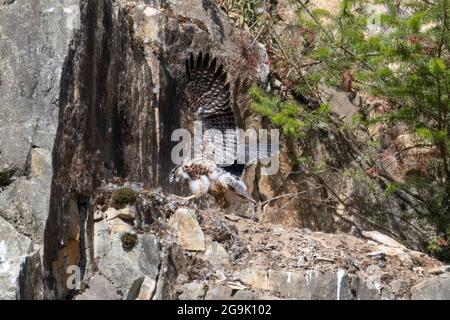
left=235, top=268, right=272, bottom=291
left=93, top=219, right=110, bottom=260
left=117, top=206, right=137, bottom=221
left=178, top=282, right=206, bottom=300
left=203, top=240, right=230, bottom=267
left=410, top=275, right=450, bottom=300
left=236, top=268, right=354, bottom=300
left=136, top=277, right=157, bottom=300
left=428, top=266, right=450, bottom=275
left=138, top=234, right=161, bottom=279
left=75, top=275, right=121, bottom=300
left=126, top=276, right=157, bottom=300
left=97, top=233, right=159, bottom=296
left=205, top=286, right=234, bottom=300
left=350, top=275, right=381, bottom=300
left=0, top=216, right=34, bottom=300
left=169, top=209, right=205, bottom=252
left=232, top=290, right=259, bottom=300
left=362, top=231, right=406, bottom=249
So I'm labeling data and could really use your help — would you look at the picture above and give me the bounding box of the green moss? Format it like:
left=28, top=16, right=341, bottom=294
left=121, top=233, right=138, bottom=251
left=111, top=188, right=137, bottom=209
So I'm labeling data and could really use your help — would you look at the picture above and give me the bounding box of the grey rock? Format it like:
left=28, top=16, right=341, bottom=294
left=97, top=232, right=145, bottom=295
left=205, top=286, right=234, bottom=300
left=0, top=157, right=16, bottom=187
left=168, top=209, right=205, bottom=252
left=235, top=268, right=272, bottom=291
left=232, top=290, right=259, bottom=300
left=367, top=251, right=387, bottom=260
left=0, top=0, right=80, bottom=300
left=410, top=275, right=450, bottom=300
left=17, top=250, right=44, bottom=300
left=381, top=287, right=396, bottom=300
left=96, top=232, right=161, bottom=296
left=93, top=211, right=104, bottom=222
left=237, top=268, right=354, bottom=300
left=127, top=276, right=157, bottom=300
left=203, top=241, right=230, bottom=267
left=126, top=277, right=145, bottom=300
left=137, top=277, right=157, bottom=300
left=319, top=85, right=358, bottom=122
left=93, top=219, right=110, bottom=260
left=362, top=231, right=406, bottom=249
left=0, top=0, right=79, bottom=232
left=117, top=206, right=137, bottom=221
left=428, top=265, right=450, bottom=275
left=178, top=282, right=205, bottom=300
left=309, top=270, right=353, bottom=300
left=350, top=275, right=381, bottom=300
left=0, top=216, right=32, bottom=260
left=390, top=279, right=409, bottom=296
left=0, top=0, right=80, bottom=169
left=0, top=149, right=52, bottom=243
left=268, top=270, right=308, bottom=299
left=105, top=208, right=122, bottom=221
left=75, top=275, right=121, bottom=300
left=0, top=216, right=34, bottom=300
left=106, top=206, right=137, bottom=222
left=272, top=78, right=283, bottom=89
left=0, top=257, right=22, bottom=300
left=138, top=234, right=161, bottom=279
left=151, top=257, right=178, bottom=300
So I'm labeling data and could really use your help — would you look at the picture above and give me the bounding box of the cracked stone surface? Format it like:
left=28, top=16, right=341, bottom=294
left=0, top=0, right=80, bottom=299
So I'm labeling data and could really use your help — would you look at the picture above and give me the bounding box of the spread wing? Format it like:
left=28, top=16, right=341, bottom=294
left=186, top=52, right=235, bottom=131
left=224, top=174, right=255, bottom=203
left=185, top=52, right=239, bottom=171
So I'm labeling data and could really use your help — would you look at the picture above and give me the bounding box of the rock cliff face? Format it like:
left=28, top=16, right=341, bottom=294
left=69, top=182, right=449, bottom=300
left=43, top=0, right=268, bottom=299
left=1, top=0, right=449, bottom=300
left=0, top=0, right=79, bottom=300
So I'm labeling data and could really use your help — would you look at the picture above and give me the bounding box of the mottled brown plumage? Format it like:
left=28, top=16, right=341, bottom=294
left=184, top=162, right=211, bottom=180
left=169, top=52, right=256, bottom=208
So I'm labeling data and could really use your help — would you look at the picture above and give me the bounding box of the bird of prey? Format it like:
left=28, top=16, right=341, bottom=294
left=169, top=158, right=255, bottom=208
left=169, top=52, right=258, bottom=208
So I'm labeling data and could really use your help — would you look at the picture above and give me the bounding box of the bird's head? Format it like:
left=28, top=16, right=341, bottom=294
left=168, top=164, right=183, bottom=183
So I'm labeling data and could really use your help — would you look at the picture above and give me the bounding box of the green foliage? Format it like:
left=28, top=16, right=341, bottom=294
left=343, top=167, right=378, bottom=191
left=236, top=0, right=262, bottom=26
left=112, top=188, right=137, bottom=209
left=427, top=227, right=450, bottom=261
left=249, top=0, right=450, bottom=257
left=295, top=0, right=450, bottom=239
left=385, top=182, right=402, bottom=197
left=216, top=0, right=264, bottom=27
left=121, top=232, right=138, bottom=250
left=298, top=156, right=329, bottom=175
left=249, top=86, right=330, bottom=139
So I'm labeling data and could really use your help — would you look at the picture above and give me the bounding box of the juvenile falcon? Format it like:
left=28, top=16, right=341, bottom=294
left=169, top=52, right=257, bottom=208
